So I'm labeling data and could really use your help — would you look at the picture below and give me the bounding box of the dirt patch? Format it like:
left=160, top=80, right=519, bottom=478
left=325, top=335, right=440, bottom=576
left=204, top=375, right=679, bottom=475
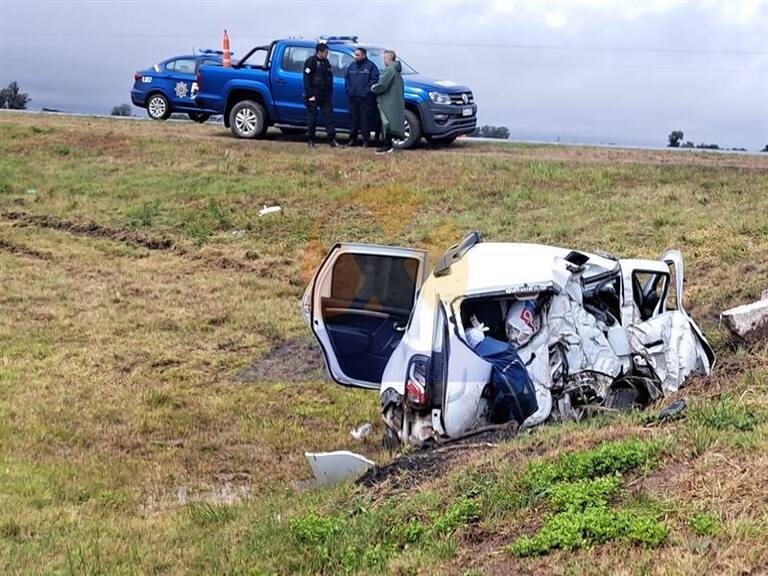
left=235, top=337, right=326, bottom=383
left=3, top=211, right=174, bottom=250
left=0, top=238, right=52, bottom=260
left=358, top=440, right=503, bottom=491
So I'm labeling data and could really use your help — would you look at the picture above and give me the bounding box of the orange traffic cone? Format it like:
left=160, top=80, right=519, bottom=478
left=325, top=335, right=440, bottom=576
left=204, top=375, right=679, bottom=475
left=223, top=30, right=231, bottom=67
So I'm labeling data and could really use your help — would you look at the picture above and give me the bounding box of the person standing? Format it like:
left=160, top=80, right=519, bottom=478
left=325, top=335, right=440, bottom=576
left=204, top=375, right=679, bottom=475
left=303, top=43, right=342, bottom=148
left=344, top=47, right=379, bottom=147
left=370, top=50, right=405, bottom=155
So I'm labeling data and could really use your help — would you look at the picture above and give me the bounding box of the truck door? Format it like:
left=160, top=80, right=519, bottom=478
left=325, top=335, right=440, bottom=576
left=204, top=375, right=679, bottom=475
left=328, top=48, right=354, bottom=129
left=273, top=44, right=315, bottom=125
left=304, top=243, right=429, bottom=389
left=165, top=57, right=197, bottom=108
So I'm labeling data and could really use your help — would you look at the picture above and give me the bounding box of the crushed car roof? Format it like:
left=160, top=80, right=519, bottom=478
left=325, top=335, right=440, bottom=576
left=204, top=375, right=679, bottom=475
left=429, top=242, right=618, bottom=300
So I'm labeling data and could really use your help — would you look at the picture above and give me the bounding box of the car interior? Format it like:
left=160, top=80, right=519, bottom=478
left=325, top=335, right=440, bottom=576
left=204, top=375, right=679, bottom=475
left=322, top=253, right=420, bottom=383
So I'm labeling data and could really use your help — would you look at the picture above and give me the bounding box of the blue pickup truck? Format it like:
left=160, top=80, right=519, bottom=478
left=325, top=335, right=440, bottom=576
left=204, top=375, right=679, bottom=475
left=194, top=36, right=477, bottom=148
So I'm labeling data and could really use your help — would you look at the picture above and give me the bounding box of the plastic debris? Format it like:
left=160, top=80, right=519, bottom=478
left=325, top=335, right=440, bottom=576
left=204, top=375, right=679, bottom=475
left=259, top=205, right=281, bottom=217
left=304, top=451, right=375, bottom=486
left=658, top=398, right=688, bottom=421
left=350, top=422, right=373, bottom=441
left=721, top=294, right=768, bottom=345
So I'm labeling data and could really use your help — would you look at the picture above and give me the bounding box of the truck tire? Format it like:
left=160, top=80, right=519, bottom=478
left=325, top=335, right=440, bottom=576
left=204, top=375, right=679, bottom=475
left=393, top=109, right=421, bottom=150
left=146, top=93, right=171, bottom=121
left=229, top=100, right=267, bottom=139
left=188, top=112, right=211, bottom=123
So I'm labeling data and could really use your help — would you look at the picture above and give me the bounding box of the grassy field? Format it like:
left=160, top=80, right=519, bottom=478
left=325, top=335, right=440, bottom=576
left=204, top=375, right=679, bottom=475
left=1, top=112, right=768, bottom=575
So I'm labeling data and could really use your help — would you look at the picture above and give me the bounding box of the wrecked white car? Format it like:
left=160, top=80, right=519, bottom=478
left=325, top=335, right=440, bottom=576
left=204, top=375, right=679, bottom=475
left=303, top=233, right=714, bottom=446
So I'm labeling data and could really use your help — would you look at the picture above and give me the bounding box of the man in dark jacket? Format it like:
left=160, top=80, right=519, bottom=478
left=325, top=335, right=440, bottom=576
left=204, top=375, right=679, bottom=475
left=303, top=43, right=342, bottom=148
left=344, top=47, right=379, bottom=147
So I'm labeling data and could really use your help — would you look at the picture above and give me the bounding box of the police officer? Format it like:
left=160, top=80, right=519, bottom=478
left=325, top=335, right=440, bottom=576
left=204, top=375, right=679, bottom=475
left=304, top=43, right=342, bottom=148
left=344, top=47, right=379, bottom=147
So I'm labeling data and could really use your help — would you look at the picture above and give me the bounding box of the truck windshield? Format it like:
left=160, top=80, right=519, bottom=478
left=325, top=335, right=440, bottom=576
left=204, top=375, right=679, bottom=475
left=364, top=48, right=417, bottom=75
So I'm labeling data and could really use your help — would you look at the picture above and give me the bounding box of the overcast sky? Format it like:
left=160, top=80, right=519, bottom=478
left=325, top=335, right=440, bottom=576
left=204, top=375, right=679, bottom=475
left=1, top=0, right=766, bottom=148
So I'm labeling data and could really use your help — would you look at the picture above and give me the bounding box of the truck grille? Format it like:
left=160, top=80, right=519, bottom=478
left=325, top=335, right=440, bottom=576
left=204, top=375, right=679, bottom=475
left=449, top=92, right=474, bottom=105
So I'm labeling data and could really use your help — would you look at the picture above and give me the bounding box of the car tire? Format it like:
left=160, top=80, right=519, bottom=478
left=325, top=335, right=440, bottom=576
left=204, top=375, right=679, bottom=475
left=604, top=385, right=643, bottom=411
left=393, top=109, right=422, bottom=149
left=146, top=93, right=171, bottom=121
left=188, top=112, right=211, bottom=123
left=229, top=100, right=267, bottom=139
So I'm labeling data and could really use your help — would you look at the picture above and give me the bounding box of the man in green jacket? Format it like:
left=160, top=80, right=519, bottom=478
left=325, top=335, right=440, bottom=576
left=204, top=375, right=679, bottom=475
left=371, top=50, right=405, bottom=155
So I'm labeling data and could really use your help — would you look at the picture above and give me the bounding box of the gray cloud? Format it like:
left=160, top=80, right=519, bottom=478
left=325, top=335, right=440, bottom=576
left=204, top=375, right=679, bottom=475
left=1, top=0, right=766, bottom=148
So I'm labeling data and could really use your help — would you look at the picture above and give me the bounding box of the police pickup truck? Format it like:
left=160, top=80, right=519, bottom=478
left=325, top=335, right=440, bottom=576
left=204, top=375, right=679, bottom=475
left=194, top=36, right=477, bottom=148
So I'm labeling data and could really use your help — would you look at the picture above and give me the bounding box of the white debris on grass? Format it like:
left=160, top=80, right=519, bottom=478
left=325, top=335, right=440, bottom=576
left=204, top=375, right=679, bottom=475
left=259, top=205, right=281, bottom=217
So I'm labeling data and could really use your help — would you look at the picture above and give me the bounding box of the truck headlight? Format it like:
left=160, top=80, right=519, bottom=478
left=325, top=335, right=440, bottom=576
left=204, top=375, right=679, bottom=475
left=428, top=92, right=452, bottom=105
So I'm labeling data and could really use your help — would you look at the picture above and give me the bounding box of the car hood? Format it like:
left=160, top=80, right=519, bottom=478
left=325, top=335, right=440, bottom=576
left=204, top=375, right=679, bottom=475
left=404, top=74, right=471, bottom=93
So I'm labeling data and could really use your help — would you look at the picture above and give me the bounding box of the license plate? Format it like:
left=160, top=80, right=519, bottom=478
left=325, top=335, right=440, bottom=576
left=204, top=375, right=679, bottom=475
left=462, top=107, right=473, bottom=117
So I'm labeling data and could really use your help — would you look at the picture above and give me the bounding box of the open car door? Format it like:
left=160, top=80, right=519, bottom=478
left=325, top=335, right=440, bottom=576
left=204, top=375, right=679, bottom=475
left=304, top=243, right=429, bottom=389
left=661, top=249, right=715, bottom=371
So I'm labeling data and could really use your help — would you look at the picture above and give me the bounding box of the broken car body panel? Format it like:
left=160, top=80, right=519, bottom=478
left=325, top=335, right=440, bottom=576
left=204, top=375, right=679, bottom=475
left=304, top=235, right=714, bottom=445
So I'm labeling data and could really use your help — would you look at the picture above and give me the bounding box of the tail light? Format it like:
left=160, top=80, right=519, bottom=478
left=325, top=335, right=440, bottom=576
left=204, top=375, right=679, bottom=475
left=405, top=356, right=429, bottom=407
left=133, top=72, right=142, bottom=82
left=196, top=71, right=203, bottom=91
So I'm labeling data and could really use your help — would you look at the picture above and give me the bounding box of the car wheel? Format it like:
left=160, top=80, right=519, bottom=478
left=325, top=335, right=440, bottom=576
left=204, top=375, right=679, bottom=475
left=604, top=385, right=643, bottom=411
left=147, top=93, right=170, bottom=121
left=393, top=109, right=421, bottom=149
left=229, top=100, right=267, bottom=139
left=188, top=112, right=211, bottom=123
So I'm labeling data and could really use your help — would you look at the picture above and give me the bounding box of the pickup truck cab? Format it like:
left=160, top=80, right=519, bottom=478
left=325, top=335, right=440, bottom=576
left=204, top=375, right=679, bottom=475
left=194, top=36, right=478, bottom=148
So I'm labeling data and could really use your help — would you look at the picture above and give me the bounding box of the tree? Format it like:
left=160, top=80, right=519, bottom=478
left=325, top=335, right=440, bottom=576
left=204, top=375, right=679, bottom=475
left=762, top=144, right=768, bottom=153
left=667, top=130, right=684, bottom=148
left=111, top=103, right=132, bottom=117
left=472, top=125, right=511, bottom=139
left=0, top=81, right=30, bottom=110
left=681, top=141, right=695, bottom=148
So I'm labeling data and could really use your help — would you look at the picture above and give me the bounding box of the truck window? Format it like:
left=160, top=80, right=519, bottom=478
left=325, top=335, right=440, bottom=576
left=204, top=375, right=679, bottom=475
left=281, top=46, right=314, bottom=73
left=329, top=50, right=354, bottom=78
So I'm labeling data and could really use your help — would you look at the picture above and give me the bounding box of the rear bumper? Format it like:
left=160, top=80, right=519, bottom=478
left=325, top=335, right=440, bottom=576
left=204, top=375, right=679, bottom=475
left=416, top=101, right=478, bottom=138
left=130, top=89, right=146, bottom=108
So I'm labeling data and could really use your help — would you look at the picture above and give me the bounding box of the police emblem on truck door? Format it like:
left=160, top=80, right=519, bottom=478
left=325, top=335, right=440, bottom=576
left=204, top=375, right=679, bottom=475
left=175, top=82, right=188, bottom=98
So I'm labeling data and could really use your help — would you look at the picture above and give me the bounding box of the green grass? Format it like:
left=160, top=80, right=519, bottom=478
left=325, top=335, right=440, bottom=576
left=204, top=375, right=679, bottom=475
left=1, top=113, right=768, bottom=574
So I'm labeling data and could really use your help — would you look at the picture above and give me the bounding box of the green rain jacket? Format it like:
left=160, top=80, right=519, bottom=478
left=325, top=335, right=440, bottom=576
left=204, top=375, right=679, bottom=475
left=371, top=60, right=405, bottom=139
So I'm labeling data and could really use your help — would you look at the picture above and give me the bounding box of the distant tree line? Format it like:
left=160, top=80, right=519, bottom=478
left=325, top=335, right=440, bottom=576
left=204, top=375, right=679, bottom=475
left=0, top=81, right=30, bottom=110
left=472, top=125, right=510, bottom=139
left=111, top=103, right=132, bottom=117
left=668, top=130, right=758, bottom=152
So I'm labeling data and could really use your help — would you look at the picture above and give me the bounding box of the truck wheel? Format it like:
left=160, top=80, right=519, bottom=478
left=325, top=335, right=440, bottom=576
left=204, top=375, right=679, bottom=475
left=229, top=100, right=267, bottom=139
left=147, top=93, right=171, bottom=121
left=393, top=109, right=421, bottom=149
left=188, top=112, right=211, bottom=123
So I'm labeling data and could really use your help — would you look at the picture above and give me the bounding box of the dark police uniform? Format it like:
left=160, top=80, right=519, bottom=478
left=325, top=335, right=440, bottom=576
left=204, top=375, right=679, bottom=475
left=344, top=57, right=379, bottom=145
left=303, top=53, right=336, bottom=143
